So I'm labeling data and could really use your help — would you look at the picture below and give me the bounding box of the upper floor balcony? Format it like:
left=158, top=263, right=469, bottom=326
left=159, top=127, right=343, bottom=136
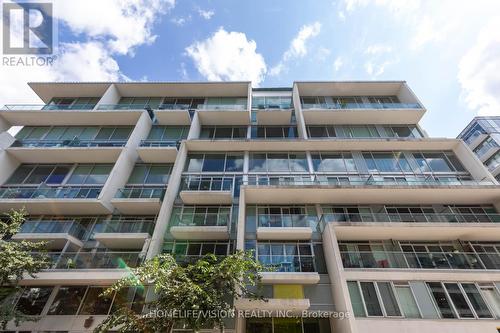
left=46, top=250, right=143, bottom=270
left=295, top=81, right=425, bottom=125
left=92, top=217, right=155, bottom=249
left=251, top=96, right=293, bottom=125
left=179, top=175, right=235, bottom=204
left=111, top=186, right=166, bottom=214
left=256, top=214, right=318, bottom=240
left=169, top=212, right=230, bottom=240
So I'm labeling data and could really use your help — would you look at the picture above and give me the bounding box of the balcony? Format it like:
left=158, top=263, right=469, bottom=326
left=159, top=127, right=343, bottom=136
left=252, top=103, right=293, bottom=125
left=0, top=104, right=142, bottom=126
left=8, top=139, right=124, bottom=163
left=258, top=254, right=320, bottom=285
left=320, top=212, right=500, bottom=241
left=154, top=104, right=192, bottom=125
left=111, top=186, right=166, bottom=214
left=256, top=214, right=318, bottom=240
left=93, top=219, right=155, bottom=249
left=196, top=104, right=249, bottom=125
left=179, top=176, right=234, bottom=204
left=242, top=174, right=500, bottom=205
left=12, top=220, right=87, bottom=248
left=300, top=101, right=424, bottom=125
left=340, top=250, right=500, bottom=271
left=169, top=213, right=230, bottom=240
left=48, top=251, right=143, bottom=269
left=137, top=140, right=179, bottom=163
left=0, top=186, right=110, bottom=214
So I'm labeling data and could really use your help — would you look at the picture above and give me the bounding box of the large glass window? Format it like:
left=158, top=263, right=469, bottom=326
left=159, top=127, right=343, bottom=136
left=413, top=152, right=465, bottom=173
left=185, top=153, right=244, bottom=173
left=311, top=152, right=357, bottom=172
left=48, top=286, right=87, bottom=315
left=249, top=153, right=308, bottom=173
left=200, top=126, right=247, bottom=139
left=66, top=164, right=113, bottom=185
left=147, top=126, right=189, bottom=141
left=360, top=282, right=384, bottom=316
left=15, top=287, right=53, bottom=315
left=394, top=283, right=421, bottom=318
left=127, top=164, right=172, bottom=185
left=251, top=126, right=298, bottom=139
left=78, top=287, right=114, bottom=315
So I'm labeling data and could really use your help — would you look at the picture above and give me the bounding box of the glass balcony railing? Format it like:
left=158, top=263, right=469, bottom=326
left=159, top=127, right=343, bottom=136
left=96, top=104, right=155, bottom=110
left=48, top=251, right=142, bottom=269
left=301, top=102, right=422, bottom=110
left=171, top=212, right=230, bottom=227
left=197, top=104, right=247, bottom=111
left=475, top=141, right=499, bottom=159
left=0, top=186, right=102, bottom=199
left=11, top=139, right=127, bottom=148
left=19, top=220, right=87, bottom=239
left=320, top=212, right=500, bottom=224
left=243, top=174, right=496, bottom=187
left=252, top=103, right=293, bottom=110
left=92, top=219, right=156, bottom=234
left=340, top=251, right=500, bottom=270
left=181, top=176, right=233, bottom=192
left=257, top=214, right=318, bottom=229
left=139, top=140, right=179, bottom=148
left=115, top=186, right=166, bottom=199
left=257, top=255, right=317, bottom=272
left=2, top=104, right=96, bottom=111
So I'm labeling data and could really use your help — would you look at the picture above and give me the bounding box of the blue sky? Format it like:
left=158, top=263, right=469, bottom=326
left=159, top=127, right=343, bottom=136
left=1, top=0, right=500, bottom=137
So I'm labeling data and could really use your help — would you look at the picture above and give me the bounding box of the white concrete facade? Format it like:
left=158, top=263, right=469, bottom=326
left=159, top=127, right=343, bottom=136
left=1, top=81, right=500, bottom=333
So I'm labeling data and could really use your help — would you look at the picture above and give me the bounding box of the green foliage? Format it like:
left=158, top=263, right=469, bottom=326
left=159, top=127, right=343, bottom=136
left=95, top=251, right=265, bottom=333
left=0, top=209, right=51, bottom=330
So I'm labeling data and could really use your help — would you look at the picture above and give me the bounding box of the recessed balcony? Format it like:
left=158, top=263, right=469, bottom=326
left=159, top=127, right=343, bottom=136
left=0, top=186, right=110, bottom=214
left=256, top=214, right=318, bottom=240
left=155, top=104, right=192, bottom=125
left=7, top=139, right=124, bottom=163
left=111, top=186, right=166, bottom=214
left=179, top=176, right=233, bottom=204
left=169, top=212, right=230, bottom=240
left=92, top=218, right=155, bottom=249
left=253, top=104, right=293, bottom=125
left=340, top=250, right=500, bottom=271
left=12, top=219, right=86, bottom=249
left=0, top=104, right=143, bottom=125
left=196, top=104, right=250, bottom=125
left=137, top=140, right=179, bottom=163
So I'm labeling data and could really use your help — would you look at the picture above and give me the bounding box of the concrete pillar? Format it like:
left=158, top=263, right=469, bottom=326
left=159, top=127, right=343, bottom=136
left=97, top=83, right=121, bottom=107
left=453, top=140, right=497, bottom=183
left=293, top=84, right=308, bottom=140
left=99, top=112, right=152, bottom=209
left=322, top=224, right=357, bottom=333
left=146, top=142, right=188, bottom=258
left=236, top=189, right=246, bottom=250
left=0, top=117, right=11, bottom=133
left=188, top=112, right=201, bottom=139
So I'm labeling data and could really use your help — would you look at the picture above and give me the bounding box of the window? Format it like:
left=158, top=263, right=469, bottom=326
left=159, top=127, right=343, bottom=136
left=200, top=126, right=247, bottom=139
left=15, top=287, right=53, bottom=315
left=311, top=152, right=357, bottom=172
left=127, top=164, right=172, bottom=185
left=479, top=284, right=500, bottom=318
left=48, top=286, right=87, bottom=315
left=362, top=152, right=411, bottom=173
left=66, top=164, right=112, bottom=185
left=249, top=152, right=308, bottom=173
left=427, top=282, right=494, bottom=319
left=78, top=287, right=114, bottom=315
left=394, top=282, right=421, bottom=318
left=251, top=126, right=298, bottom=139
left=185, top=153, right=244, bottom=173
left=6, top=164, right=74, bottom=185
left=307, top=126, right=335, bottom=138
left=348, top=281, right=411, bottom=318
left=413, top=152, right=465, bottom=173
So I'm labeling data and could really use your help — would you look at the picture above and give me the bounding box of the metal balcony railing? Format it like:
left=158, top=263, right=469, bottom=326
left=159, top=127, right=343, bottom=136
left=0, top=186, right=102, bottom=199
left=11, top=139, right=127, bottom=148
left=301, top=102, right=422, bottom=110
left=340, top=250, right=500, bottom=270
left=257, top=214, right=318, bottom=229
left=257, top=255, right=317, bottom=273
left=2, top=104, right=96, bottom=111
left=115, top=186, right=166, bottom=199
left=181, top=176, right=234, bottom=192
left=319, top=212, right=500, bottom=224
left=243, top=174, right=495, bottom=187
left=139, top=140, right=179, bottom=148
left=92, top=219, right=156, bottom=234
left=158, top=103, right=192, bottom=110
left=19, top=220, right=87, bottom=239
left=49, top=251, right=143, bottom=269
left=171, top=212, right=230, bottom=227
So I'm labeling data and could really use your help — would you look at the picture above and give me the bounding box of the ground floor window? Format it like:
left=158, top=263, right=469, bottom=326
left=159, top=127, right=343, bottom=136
left=246, top=318, right=330, bottom=333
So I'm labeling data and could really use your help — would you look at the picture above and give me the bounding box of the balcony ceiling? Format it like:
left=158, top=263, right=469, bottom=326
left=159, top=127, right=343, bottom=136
left=28, top=82, right=111, bottom=103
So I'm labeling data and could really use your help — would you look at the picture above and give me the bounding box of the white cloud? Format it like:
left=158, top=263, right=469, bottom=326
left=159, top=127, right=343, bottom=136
left=458, top=20, right=500, bottom=116
left=197, top=8, right=215, bottom=20
left=185, top=27, right=267, bottom=86
left=0, top=0, right=171, bottom=107
left=364, top=59, right=393, bottom=77
left=364, top=44, right=392, bottom=55
left=170, top=16, right=191, bottom=26
left=55, top=0, right=174, bottom=55
left=270, top=22, right=321, bottom=76
left=344, top=0, right=421, bottom=13
left=334, top=56, right=343, bottom=71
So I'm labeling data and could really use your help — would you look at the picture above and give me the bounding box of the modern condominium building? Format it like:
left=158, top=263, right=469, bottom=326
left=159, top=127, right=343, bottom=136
left=1, top=81, right=500, bottom=333
left=458, top=116, right=500, bottom=183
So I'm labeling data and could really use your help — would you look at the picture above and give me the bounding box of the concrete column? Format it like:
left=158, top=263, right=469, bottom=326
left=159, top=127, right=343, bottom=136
left=0, top=137, right=20, bottom=185
left=188, top=112, right=201, bottom=139
left=97, top=83, right=121, bottom=106
left=236, top=189, right=246, bottom=250
left=146, top=142, right=188, bottom=258
left=453, top=140, right=497, bottom=183
left=235, top=316, right=245, bottom=333
left=98, top=112, right=152, bottom=210
left=322, top=224, right=357, bottom=333
left=0, top=117, right=11, bottom=133
left=292, top=84, right=308, bottom=139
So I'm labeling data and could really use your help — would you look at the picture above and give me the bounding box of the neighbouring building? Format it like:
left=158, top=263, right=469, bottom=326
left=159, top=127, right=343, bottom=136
left=1, top=81, right=500, bottom=333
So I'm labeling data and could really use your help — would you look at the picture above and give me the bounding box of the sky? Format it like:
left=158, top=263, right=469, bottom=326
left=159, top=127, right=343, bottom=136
left=1, top=0, right=500, bottom=137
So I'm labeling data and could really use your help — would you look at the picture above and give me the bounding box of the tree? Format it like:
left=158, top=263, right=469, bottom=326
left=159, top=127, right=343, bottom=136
left=0, top=209, right=51, bottom=330
left=95, top=251, right=266, bottom=333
